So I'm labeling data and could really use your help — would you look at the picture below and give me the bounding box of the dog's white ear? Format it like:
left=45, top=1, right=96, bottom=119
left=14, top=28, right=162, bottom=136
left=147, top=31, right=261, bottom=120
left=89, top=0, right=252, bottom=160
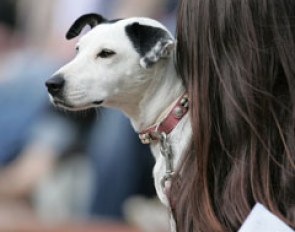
left=125, top=22, right=175, bottom=69
left=66, top=13, right=106, bottom=40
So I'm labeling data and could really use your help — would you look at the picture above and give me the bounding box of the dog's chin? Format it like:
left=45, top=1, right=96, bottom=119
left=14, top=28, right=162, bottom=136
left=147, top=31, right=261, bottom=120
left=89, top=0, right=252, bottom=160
left=52, top=99, right=104, bottom=111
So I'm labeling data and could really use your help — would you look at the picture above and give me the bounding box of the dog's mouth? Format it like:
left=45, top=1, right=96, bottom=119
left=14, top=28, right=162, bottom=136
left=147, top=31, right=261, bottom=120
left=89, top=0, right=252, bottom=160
left=53, top=98, right=104, bottom=111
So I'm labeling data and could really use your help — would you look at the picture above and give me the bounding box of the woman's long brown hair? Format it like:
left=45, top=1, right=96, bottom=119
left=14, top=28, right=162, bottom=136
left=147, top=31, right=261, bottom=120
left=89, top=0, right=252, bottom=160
left=174, top=0, right=295, bottom=231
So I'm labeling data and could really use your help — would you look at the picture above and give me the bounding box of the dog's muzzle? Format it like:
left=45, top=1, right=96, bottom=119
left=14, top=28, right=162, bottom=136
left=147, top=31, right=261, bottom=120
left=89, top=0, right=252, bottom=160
left=45, top=75, right=65, bottom=96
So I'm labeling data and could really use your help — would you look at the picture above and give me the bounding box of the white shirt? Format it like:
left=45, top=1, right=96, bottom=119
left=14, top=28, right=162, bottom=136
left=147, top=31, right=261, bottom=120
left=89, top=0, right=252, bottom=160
left=239, top=203, right=294, bottom=232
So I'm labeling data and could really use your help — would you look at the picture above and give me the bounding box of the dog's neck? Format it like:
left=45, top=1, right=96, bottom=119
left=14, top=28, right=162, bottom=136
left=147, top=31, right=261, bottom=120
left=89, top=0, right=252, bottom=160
left=121, top=57, right=185, bottom=132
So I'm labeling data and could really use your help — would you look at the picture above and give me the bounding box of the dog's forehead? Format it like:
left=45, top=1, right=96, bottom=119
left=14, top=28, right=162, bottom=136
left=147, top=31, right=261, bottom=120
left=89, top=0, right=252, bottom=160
left=78, top=17, right=170, bottom=48
left=78, top=23, right=128, bottom=47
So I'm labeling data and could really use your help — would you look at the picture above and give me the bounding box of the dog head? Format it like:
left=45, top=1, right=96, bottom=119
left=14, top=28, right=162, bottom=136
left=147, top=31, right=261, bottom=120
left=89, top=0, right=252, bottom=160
left=46, top=14, right=175, bottom=111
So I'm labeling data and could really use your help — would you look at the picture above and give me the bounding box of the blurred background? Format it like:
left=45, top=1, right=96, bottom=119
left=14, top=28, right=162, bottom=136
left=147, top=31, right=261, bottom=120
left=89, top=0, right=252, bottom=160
left=0, top=0, right=177, bottom=231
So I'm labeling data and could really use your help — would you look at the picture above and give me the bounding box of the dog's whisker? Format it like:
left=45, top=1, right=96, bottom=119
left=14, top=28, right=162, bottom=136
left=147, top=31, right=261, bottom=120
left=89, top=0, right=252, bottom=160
left=70, top=89, right=85, bottom=93
left=66, top=96, right=84, bottom=100
left=70, top=90, right=86, bottom=95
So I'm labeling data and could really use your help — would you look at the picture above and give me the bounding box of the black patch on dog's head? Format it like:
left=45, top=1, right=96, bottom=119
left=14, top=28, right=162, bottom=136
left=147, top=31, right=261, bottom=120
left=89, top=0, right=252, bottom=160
left=125, top=23, right=175, bottom=68
left=125, top=23, right=167, bottom=57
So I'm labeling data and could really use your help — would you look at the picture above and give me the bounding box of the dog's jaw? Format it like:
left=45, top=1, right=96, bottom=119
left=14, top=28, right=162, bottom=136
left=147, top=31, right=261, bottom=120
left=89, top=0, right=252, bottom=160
left=54, top=100, right=104, bottom=111
left=49, top=92, right=105, bottom=111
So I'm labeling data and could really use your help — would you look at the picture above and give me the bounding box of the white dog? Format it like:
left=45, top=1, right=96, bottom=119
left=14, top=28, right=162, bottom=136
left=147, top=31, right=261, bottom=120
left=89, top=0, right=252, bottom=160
left=46, top=14, right=192, bottom=229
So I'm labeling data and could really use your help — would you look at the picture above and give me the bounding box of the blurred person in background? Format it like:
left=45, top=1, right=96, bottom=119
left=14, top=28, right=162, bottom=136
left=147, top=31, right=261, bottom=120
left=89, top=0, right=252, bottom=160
left=0, top=0, right=97, bottom=226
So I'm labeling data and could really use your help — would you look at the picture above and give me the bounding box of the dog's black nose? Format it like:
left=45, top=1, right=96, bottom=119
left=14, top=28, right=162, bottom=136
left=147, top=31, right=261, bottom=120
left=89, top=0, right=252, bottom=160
left=45, top=75, right=65, bottom=95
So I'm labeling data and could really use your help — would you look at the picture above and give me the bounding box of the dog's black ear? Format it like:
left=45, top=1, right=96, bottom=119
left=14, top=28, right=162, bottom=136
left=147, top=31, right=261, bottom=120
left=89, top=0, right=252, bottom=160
left=66, top=13, right=106, bottom=40
left=125, top=22, right=175, bottom=69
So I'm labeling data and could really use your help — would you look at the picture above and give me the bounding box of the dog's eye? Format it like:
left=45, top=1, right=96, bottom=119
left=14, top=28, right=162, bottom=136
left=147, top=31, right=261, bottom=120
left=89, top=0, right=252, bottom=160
left=97, top=49, right=116, bottom=58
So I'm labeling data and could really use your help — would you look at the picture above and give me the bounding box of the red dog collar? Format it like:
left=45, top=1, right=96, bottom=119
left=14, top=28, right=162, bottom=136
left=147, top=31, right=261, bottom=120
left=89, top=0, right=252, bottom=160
left=139, top=93, right=189, bottom=144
